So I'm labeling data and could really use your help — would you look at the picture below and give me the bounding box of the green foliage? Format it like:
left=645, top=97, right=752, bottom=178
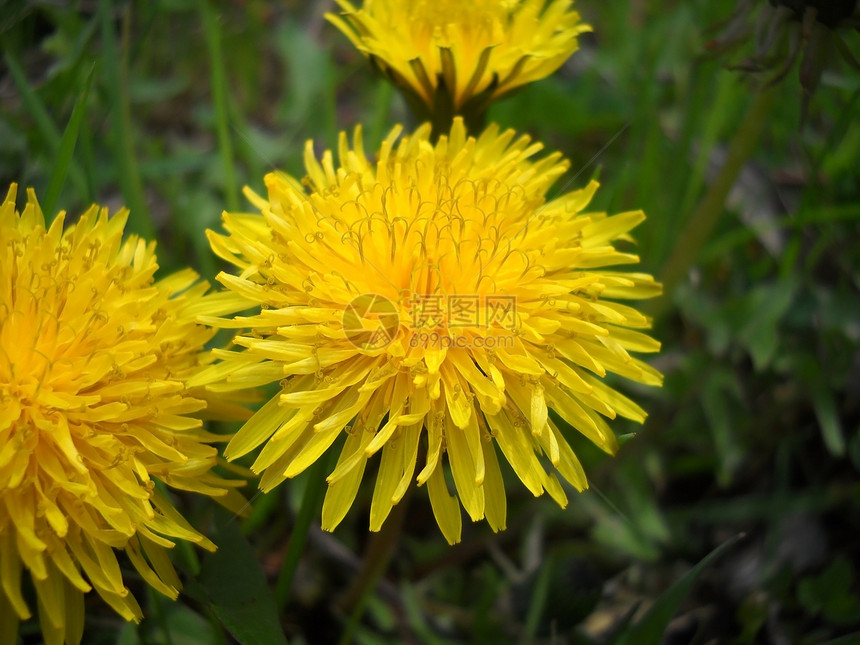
left=612, top=534, right=744, bottom=645
left=43, top=62, right=94, bottom=217
left=798, top=557, right=860, bottom=626
left=2, top=0, right=858, bottom=643
left=191, top=515, right=289, bottom=645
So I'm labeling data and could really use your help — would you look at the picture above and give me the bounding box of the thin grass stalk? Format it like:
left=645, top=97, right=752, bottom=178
left=200, top=0, right=240, bottom=212
left=653, top=85, right=778, bottom=321
left=99, top=0, right=155, bottom=238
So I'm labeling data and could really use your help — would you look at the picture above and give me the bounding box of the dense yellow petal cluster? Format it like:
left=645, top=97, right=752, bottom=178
left=198, top=119, right=662, bottom=544
left=328, top=0, right=590, bottom=114
left=0, top=186, right=247, bottom=645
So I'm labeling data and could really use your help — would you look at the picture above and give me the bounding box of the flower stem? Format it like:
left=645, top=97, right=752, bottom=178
left=337, top=492, right=411, bottom=645
left=200, top=0, right=239, bottom=212
left=275, top=455, right=330, bottom=611
left=653, top=84, right=778, bottom=321
left=99, top=0, right=155, bottom=239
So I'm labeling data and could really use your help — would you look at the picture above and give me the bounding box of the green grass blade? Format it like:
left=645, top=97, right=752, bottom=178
left=613, top=533, right=745, bottom=645
left=78, top=103, right=97, bottom=202
left=5, top=51, right=62, bottom=152
left=519, top=560, right=553, bottom=645
left=200, top=0, right=239, bottom=212
left=98, top=0, right=155, bottom=238
left=42, top=63, right=95, bottom=218
left=5, top=50, right=89, bottom=201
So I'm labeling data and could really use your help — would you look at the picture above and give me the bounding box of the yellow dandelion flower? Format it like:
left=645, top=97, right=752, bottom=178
left=0, top=186, right=249, bottom=645
left=197, top=118, right=662, bottom=545
left=327, top=0, right=591, bottom=127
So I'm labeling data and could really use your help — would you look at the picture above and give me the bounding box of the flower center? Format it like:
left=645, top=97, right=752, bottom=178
left=323, top=171, right=544, bottom=311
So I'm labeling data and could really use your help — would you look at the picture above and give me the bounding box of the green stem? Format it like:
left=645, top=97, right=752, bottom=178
left=653, top=85, right=778, bottom=321
left=275, top=455, right=330, bottom=610
left=99, top=0, right=155, bottom=239
left=200, top=0, right=239, bottom=212
left=367, top=79, right=394, bottom=149
left=337, top=492, right=411, bottom=645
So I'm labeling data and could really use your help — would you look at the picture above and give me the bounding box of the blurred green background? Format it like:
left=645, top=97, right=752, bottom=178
left=2, top=0, right=859, bottom=643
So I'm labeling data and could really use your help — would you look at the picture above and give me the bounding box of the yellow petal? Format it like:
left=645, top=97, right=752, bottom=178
left=321, top=432, right=368, bottom=531
left=445, top=410, right=484, bottom=522
left=426, top=465, right=462, bottom=545
left=480, top=435, right=507, bottom=533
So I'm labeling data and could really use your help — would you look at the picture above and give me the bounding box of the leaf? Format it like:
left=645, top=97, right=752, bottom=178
left=701, top=369, right=744, bottom=486
left=147, top=600, right=219, bottom=645
left=737, top=280, right=796, bottom=371
left=811, top=382, right=846, bottom=457
left=194, top=513, right=289, bottom=645
left=116, top=622, right=141, bottom=645
left=798, top=557, right=860, bottom=624
left=612, top=534, right=745, bottom=645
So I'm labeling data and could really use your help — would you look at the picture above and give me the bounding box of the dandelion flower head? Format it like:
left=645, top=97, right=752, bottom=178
left=0, top=186, right=246, bottom=645
left=327, top=0, right=591, bottom=116
left=199, top=119, right=662, bottom=545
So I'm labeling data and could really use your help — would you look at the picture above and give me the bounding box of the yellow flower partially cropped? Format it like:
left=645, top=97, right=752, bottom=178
left=328, top=0, right=590, bottom=124
left=0, top=186, right=249, bottom=645
left=197, top=119, right=662, bottom=545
